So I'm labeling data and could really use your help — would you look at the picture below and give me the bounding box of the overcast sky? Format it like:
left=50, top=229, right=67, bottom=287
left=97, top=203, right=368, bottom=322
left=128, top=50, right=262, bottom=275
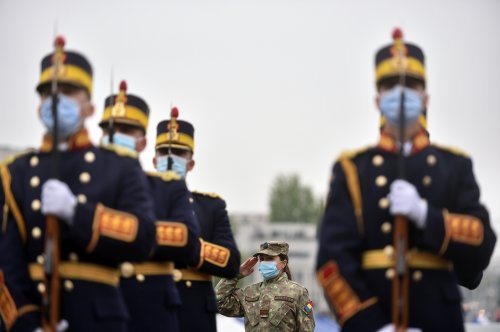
left=1, top=0, right=499, bottom=235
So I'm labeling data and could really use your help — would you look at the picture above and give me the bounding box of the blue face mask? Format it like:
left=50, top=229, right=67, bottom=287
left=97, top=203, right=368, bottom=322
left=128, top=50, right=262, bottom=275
left=156, top=154, right=188, bottom=178
left=40, top=94, right=82, bottom=138
left=379, top=85, right=424, bottom=127
left=259, top=261, right=280, bottom=280
left=102, top=132, right=137, bottom=152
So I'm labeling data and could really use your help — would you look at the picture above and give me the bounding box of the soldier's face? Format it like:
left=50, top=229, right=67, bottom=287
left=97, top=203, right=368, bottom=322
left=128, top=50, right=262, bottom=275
left=38, top=85, right=95, bottom=120
left=259, top=255, right=287, bottom=271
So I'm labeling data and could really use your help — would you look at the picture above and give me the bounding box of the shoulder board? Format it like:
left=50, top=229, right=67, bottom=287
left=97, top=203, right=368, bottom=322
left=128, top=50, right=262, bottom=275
left=146, top=170, right=181, bottom=182
left=431, top=143, right=469, bottom=158
left=0, top=148, right=35, bottom=166
left=192, top=190, right=222, bottom=199
left=335, top=145, right=372, bottom=162
left=100, top=144, right=138, bottom=159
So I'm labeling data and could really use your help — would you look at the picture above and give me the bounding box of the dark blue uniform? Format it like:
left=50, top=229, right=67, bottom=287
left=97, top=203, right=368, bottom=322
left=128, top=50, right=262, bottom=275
left=177, top=191, right=240, bottom=332
left=120, top=172, right=201, bottom=332
left=0, top=133, right=156, bottom=332
left=316, top=133, right=497, bottom=331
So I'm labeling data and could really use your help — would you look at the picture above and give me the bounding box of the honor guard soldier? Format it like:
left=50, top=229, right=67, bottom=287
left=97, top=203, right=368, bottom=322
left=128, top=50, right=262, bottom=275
left=0, top=37, right=156, bottom=331
left=316, top=29, right=497, bottom=332
left=154, top=115, right=241, bottom=332
left=99, top=86, right=201, bottom=332
left=215, top=241, right=315, bottom=331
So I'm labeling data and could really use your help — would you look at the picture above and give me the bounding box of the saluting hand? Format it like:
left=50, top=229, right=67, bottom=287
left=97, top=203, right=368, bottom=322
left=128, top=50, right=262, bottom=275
left=239, top=256, right=259, bottom=278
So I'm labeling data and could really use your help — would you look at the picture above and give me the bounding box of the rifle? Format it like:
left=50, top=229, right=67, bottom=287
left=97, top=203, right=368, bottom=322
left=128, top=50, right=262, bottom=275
left=42, top=35, right=65, bottom=332
left=390, top=27, right=410, bottom=332
left=167, top=106, right=179, bottom=171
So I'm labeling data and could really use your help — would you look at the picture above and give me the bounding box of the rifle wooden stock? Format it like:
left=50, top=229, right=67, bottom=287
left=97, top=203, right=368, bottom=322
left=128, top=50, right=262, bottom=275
left=42, top=215, right=61, bottom=332
left=392, top=215, right=409, bottom=331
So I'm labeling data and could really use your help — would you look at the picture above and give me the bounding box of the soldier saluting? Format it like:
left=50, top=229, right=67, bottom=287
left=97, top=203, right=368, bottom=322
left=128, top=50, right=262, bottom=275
left=0, top=37, right=156, bottom=331
left=316, top=29, right=496, bottom=331
left=216, top=241, right=315, bottom=331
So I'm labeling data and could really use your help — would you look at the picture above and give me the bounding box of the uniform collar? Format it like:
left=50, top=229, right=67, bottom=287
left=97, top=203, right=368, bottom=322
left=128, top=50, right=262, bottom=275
left=377, top=130, right=430, bottom=155
left=40, top=128, right=93, bottom=152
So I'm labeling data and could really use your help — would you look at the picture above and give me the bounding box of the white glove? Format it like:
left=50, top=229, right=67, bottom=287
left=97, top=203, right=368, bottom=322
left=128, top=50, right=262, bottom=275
left=377, top=324, right=422, bottom=332
left=388, top=179, right=428, bottom=229
left=41, top=179, right=77, bottom=225
left=33, top=319, right=69, bottom=332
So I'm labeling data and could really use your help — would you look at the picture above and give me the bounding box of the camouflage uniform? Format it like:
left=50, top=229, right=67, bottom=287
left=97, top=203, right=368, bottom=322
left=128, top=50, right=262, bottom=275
left=215, top=242, right=315, bottom=332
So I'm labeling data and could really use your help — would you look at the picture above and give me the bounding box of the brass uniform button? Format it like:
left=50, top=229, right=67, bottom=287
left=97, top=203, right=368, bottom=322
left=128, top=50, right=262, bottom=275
left=30, top=176, right=40, bottom=188
left=186, top=281, right=192, bottom=288
left=427, top=154, right=437, bottom=166
left=77, top=194, right=87, bottom=204
left=413, top=270, right=423, bottom=282
left=372, top=155, right=384, bottom=167
left=173, top=269, right=182, bottom=282
left=64, top=280, right=74, bottom=291
left=84, top=151, right=96, bottom=163
left=31, top=199, right=41, bottom=211
left=422, top=175, right=432, bottom=187
left=37, top=283, right=46, bottom=294
left=375, top=175, right=387, bottom=187
left=36, top=255, right=45, bottom=264
left=385, top=268, right=395, bottom=280
left=69, top=252, right=79, bottom=262
left=379, top=197, right=390, bottom=209
left=32, top=227, right=42, bottom=239
left=381, top=222, right=392, bottom=234
left=189, top=197, right=194, bottom=203
left=383, top=245, right=394, bottom=258
left=79, top=172, right=91, bottom=184
left=30, top=156, right=39, bottom=167
left=136, top=274, right=145, bottom=282
left=120, top=262, right=135, bottom=278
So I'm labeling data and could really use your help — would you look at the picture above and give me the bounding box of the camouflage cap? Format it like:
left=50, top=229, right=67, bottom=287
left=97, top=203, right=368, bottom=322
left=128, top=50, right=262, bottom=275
left=253, top=241, right=289, bottom=257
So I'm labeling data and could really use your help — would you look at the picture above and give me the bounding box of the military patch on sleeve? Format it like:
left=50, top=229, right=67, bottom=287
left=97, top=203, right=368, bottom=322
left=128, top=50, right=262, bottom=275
left=303, top=300, right=313, bottom=315
left=0, top=271, right=18, bottom=330
left=440, top=211, right=483, bottom=254
left=200, top=241, right=231, bottom=268
left=156, top=221, right=188, bottom=247
left=87, top=203, right=138, bottom=252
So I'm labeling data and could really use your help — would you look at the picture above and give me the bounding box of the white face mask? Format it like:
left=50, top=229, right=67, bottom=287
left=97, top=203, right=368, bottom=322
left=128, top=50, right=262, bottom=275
left=156, top=154, right=188, bottom=178
left=379, top=85, right=424, bottom=127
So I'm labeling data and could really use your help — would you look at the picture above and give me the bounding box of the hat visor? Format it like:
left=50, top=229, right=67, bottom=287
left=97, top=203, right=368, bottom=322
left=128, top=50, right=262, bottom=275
left=99, top=118, right=146, bottom=132
left=155, top=143, right=192, bottom=152
left=253, top=249, right=280, bottom=257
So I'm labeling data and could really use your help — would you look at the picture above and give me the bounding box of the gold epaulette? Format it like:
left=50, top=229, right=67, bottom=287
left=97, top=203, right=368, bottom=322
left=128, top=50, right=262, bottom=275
left=335, top=145, right=372, bottom=162
left=192, top=190, right=222, bottom=199
left=146, top=170, right=181, bottom=182
left=100, top=144, right=138, bottom=159
left=431, top=143, right=469, bottom=158
left=0, top=148, right=35, bottom=166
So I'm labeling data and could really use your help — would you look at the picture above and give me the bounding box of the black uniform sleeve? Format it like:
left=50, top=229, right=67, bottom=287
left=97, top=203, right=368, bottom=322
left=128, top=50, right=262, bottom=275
left=153, top=180, right=201, bottom=266
left=196, top=198, right=240, bottom=278
left=416, top=157, right=496, bottom=289
left=69, top=157, right=156, bottom=263
left=316, top=162, right=387, bottom=331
